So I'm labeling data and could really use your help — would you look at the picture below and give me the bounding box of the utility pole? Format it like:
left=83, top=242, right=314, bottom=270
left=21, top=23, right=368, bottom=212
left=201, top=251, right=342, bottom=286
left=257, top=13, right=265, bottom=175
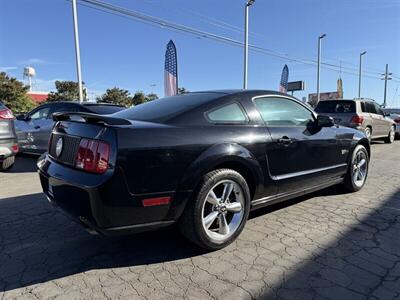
left=382, top=64, right=392, bottom=108
left=316, top=34, right=326, bottom=105
left=358, top=51, right=367, bottom=98
left=243, top=0, right=255, bottom=90
left=72, top=0, right=84, bottom=102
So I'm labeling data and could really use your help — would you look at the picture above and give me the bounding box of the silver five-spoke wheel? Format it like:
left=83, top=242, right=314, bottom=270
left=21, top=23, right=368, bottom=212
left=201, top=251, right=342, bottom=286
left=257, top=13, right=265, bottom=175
left=352, top=150, right=367, bottom=187
left=201, top=180, right=245, bottom=242
left=389, top=126, right=395, bottom=143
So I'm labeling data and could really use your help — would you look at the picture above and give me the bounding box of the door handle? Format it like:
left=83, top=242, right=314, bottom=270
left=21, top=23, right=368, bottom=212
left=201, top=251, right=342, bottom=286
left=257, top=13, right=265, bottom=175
left=34, top=125, right=40, bottom=129
left=278, top=136, right=293, bottom=145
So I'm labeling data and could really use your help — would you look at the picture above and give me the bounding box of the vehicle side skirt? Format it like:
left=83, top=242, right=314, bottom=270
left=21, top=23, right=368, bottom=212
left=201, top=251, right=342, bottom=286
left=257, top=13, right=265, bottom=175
left=251, top=177, right=344, bottom=210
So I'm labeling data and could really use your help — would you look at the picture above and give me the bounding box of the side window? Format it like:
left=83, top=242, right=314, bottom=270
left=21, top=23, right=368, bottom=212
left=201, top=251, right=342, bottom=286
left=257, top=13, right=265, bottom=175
left=374, top=103, right=384, bottom=116
left=29, top=107, right=50, bottom=120
left=206, top=103, right=248, bottom=123
left=254, top=97, right=314, bottom=126
left=360, top=102, right=367, bottom=113
left=366, top=102, right=377, bottom=114
left=51, top=104, right=78, bottom=114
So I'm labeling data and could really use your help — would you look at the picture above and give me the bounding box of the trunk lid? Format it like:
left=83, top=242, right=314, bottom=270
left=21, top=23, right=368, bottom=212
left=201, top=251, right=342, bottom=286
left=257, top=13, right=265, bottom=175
left=49, top=112, right=124, bottom=171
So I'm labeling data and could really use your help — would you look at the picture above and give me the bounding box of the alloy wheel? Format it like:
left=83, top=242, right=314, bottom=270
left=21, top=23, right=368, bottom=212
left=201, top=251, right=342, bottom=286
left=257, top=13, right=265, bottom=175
left=201, top=180, right=245, bottom=242
left=365, top=128, right=371, bottom=140
left=389, top=127, right=395, bottom=143
left=352, top=150, right=368, bottom=187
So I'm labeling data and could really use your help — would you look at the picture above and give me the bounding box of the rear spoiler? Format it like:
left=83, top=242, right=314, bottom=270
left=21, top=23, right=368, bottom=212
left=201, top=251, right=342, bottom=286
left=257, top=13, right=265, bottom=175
left=52, top=112, right=132, bottom=126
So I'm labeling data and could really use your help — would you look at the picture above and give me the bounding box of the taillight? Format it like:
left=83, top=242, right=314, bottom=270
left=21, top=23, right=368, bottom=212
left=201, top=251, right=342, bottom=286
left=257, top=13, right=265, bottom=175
left=11, top=144, right=19, bottom=153
left=0, top=108, right=14, bottom=120
left=75, top=138, right=110, bottom=174
left=351, top=115, right=364, bottom=125
left=394, top=118, right=400, bottom=124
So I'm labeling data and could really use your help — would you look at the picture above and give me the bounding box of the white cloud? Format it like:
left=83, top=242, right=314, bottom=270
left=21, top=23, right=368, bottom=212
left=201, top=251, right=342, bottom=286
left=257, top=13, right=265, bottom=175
left=0, top=66, right=18, bottom=71
left=17, top=58, right=64, bottom=66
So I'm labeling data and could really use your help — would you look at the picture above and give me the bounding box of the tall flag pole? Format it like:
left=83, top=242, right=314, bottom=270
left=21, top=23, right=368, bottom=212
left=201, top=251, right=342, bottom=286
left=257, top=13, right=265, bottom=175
left=279, top=64, right=289, bottom=93
left=164, top=40, right=178, bottom=97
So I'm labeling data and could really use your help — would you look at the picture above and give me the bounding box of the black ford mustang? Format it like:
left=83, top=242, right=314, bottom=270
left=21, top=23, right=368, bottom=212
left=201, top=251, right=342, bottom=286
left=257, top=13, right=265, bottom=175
left=38, top=90, right=370, bottom=250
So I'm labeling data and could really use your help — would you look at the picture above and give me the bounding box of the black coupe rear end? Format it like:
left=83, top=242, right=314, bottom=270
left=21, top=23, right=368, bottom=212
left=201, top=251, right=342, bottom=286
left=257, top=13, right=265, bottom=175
left=38, top=90, right=370, bottom=250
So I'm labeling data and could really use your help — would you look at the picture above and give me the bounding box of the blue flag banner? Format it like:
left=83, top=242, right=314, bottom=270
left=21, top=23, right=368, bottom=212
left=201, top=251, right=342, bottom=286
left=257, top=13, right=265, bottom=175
left=164, top=40, right=178, bottom=97
left=279, top=65, right=289, bottom=93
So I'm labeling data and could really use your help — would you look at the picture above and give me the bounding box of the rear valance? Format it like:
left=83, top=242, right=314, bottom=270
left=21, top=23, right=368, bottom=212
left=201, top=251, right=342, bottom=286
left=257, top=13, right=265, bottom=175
left=52, top=112, right=132, bottom=126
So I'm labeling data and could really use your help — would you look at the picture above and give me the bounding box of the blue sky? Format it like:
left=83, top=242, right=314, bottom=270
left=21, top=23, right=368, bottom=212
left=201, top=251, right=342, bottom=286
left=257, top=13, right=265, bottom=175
left=1, top=0, right=399, bottom=107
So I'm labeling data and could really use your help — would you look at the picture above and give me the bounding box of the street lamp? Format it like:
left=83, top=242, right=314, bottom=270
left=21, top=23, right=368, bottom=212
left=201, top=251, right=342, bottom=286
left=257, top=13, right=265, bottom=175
left=316, top=33, right=326, bottom=105
left=358, top=51, right=367, bottom=98
left=243, top=0, right=255, bottom=90
left=72, top=0, right=84, bottom=102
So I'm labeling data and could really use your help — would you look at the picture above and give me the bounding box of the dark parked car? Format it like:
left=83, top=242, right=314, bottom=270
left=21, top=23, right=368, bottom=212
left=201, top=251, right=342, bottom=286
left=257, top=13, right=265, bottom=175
left=38, top=90, right=370, bottom=250
left=315, top=99, right=396, bottom=143
left=15, top=102, right=125, bottom=154
left=0, top=101, right=18, bottom=171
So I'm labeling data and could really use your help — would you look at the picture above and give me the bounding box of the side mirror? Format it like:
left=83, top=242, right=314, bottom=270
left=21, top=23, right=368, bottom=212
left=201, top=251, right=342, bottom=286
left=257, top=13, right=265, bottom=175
left=317, top=115, right=335, bottom=127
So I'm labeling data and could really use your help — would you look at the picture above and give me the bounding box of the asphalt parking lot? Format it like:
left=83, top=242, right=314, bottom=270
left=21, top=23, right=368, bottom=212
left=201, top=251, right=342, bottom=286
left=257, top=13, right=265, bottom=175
left=1, top=142, right=400, bottom=300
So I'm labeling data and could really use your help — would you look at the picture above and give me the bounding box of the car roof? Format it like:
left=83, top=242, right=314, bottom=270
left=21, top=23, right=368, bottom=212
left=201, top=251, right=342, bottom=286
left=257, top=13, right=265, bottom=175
left=39, top=101, right=123, bottom=107
left=82, top=102, right=124, bottom=107
left=196, top=89, right=292, bottom=97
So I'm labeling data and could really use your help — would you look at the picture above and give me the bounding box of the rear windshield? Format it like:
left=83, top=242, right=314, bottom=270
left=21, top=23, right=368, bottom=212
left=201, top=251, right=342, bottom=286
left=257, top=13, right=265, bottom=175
left=113, top=93, right=223, bottom=122
left=0, top=102, right=6, bottom=109
left=315, top=101, right=356, bottom=113
left=86, top=105, right=125, bottom=115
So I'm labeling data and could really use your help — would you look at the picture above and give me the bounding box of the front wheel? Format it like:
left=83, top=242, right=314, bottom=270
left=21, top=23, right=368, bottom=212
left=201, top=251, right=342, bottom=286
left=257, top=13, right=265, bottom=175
left=343, top=145, right=369, bottom=192
left=384, top=126, right=396, bottom=144
left=179, top=169, right=250, bottom=250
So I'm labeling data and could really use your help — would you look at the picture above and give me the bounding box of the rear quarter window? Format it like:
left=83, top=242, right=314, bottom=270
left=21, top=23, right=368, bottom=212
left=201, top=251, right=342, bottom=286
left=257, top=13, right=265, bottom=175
left=205, top=103, right=248, bottom=123
left=315, top=101, right=356, bottom=113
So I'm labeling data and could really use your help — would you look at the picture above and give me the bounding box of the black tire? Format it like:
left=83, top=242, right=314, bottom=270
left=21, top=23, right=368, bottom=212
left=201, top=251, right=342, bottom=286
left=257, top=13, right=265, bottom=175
left=0, top=156, right=15, bottom=172
left=179, top=168, right=251, bottom=250
left=384, top=126, right=396, bottom=144
left=343, top=145, right=369, bottom=192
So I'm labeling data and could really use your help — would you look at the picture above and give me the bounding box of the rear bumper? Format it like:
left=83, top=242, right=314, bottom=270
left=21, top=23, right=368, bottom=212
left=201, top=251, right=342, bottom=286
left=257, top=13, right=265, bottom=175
left=37, top=154, right=191, bottom=235
left=0, top=138, right=18, bottom=160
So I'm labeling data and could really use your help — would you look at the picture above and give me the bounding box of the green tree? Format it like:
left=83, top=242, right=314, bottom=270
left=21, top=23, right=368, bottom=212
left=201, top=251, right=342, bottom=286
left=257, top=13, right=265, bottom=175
left=97, top=87, right=132, bottom=107
left=145, top=93, right=158, bottom=101
left=178, top=87, right=189, bottom=94
left=47, top=80, right=86, bottom=102
left=132, top=91, right=147, bottom=106
left=0, top=72, right=36, bottom=112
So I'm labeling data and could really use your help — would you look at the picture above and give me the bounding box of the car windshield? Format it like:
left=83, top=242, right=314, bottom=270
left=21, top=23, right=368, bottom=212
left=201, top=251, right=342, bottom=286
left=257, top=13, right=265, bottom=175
left=0, top=102, right=6, bottom=109
left=86, top=105, right=125, bottom=115
left=315, top=101, right=356, bottom=113
left=113, top=92, right=223, bottom=122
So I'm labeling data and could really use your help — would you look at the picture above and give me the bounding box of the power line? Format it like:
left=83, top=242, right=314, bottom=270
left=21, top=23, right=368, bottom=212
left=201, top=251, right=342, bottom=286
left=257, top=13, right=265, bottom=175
left=169, top=6, right=394, bottom=77
left=75, top=0, right=400, bottom=84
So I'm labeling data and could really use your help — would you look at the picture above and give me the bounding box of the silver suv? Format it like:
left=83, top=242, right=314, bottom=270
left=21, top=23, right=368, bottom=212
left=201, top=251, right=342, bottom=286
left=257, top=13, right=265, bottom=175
left=315, top=99, right=396, bottom=143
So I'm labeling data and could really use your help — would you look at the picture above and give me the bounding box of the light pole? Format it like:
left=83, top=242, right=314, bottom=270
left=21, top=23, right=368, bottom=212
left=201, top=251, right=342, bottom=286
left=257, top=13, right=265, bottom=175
left=358, top=51, right=367, bottom=98
left=382, top=64, right=392, bottom=108
left=72, top=0, right=84, bottom=102
left=316, top=33, right=326, bottom=105
left=243, top=0, right=255, bottom=90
